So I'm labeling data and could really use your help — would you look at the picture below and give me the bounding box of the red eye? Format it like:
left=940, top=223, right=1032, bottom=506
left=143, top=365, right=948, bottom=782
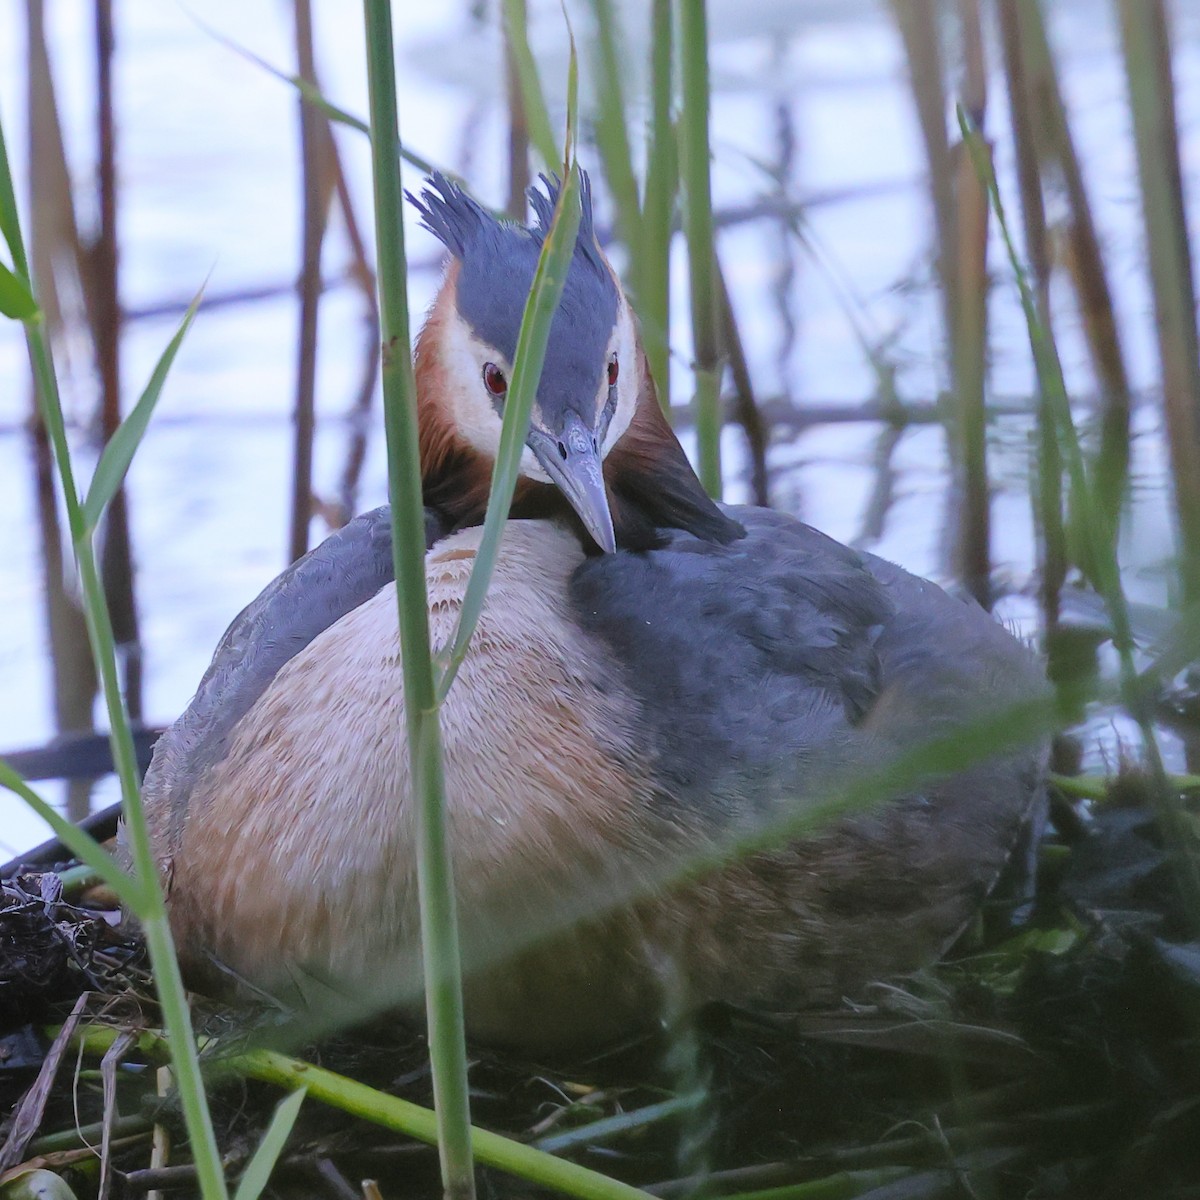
left=607, top=353, right=619, bottom=387
left=483, top=363, right=507, bottom=397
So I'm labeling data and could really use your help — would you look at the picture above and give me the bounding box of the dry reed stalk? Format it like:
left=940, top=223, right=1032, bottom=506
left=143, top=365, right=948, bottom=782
left=951, top=0, right=992, bottom=608
left=92, top=0, right=143, bottom=727
left=997, top=0, right=1066, bottom=633
left=1017, top=0, right=1131, bottom=537
left=25, top=0, right=98, bottom=820
left=288, top=0, right=335, bottom=562
left=716, top=261, right=769, bottom=506
left=505, top=3, right=531, bottom=220
left=1117, top=0, right=1200, bottom=602
left=890, top=0, right=957, bottom=328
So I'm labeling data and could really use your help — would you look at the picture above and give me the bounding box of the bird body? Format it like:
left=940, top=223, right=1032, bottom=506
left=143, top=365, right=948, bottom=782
left=139, top=175, right=1047, bottom=1049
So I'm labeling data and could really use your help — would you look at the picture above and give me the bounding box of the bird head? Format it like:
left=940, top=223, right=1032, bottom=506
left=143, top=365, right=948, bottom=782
left=408, top=173, right=743, bottom=553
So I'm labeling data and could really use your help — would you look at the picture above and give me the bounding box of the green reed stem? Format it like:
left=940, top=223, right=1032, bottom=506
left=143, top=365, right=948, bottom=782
left=73, top=1026, right=653, bottom=1200
left=588, top=0, right=641, bottom=259
left=502, top=0, right=559, bottom=169
left=360, top=4, right=474, bottom=1197
left=641, top=0, right=676, bottom=412
left=241, top=1050, right=652, bottom=1200
left=679, top=0, right=722, bottom=495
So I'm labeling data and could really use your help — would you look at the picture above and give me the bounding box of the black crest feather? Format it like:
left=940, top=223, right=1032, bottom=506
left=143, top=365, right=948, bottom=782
left=526, top=173, right=603, bottom=271
left=406, top=171, right=603, bottom=275
left=404, top=173, right=496, bottom=258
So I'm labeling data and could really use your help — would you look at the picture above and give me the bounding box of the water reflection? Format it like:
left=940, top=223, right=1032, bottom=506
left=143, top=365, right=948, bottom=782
left=1, top=0, right=1196, bottom=853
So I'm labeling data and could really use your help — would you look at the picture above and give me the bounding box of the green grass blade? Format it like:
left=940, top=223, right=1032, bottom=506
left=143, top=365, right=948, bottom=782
left=564, top=7, right=579, bottom=169
left=232, top=1087, right=307, bottom=1200
left=0, top=90, right=230, bottom=1200
left=640, top=0, right=676, bottom=412
left=502, top=0, right=559, bottom=169
left=191, top=14, right=464, bottom=183
left=436, top=32, right=583, bottom=699
left=533, top=1097, right=695, bottom=1154
left=718, top=1167, right=912, bottom=1200
left=76, top=1026, right=652, bottom=1200
left=436, top=170, right=582, bottom=699
left=242, top=1050, right=656, bottom=1200
left=0, top=761, right=141, bottom=907
left=0, top=109, right=29, bottom=277
left=956, top=109, right=1107, bottom=605
left=679, top=0, right=722, bottom=495
left=0, top=259, right=37, bottom=318
left=360, top=2, right=475, bottom=1196
left=82, top=284, right=203, bottom=533
left=587, top=0, right=641, bottom=252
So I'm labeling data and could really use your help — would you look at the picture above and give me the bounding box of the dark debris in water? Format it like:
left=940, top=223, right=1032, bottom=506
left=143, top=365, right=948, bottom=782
left=2, top=778, right=1200, bottom=1199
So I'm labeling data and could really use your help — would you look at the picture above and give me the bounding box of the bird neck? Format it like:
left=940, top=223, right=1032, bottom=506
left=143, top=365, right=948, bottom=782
left=414, top=289, right=743, bottom=551
left=601, top=347, right=744, bottom=549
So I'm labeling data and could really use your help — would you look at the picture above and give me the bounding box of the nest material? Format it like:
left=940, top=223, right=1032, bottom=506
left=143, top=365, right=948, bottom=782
left=1, top=781, right=1199, bottom=1199
left=0, top=874, right=143, bottom=1030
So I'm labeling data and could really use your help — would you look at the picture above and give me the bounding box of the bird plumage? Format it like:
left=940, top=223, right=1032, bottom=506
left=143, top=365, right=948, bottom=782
left=138, top=174, right=1047, bottom=1049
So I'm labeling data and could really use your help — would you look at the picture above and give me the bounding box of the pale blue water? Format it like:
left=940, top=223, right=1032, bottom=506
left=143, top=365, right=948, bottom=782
left=1, top=0, right=1197, bottom=853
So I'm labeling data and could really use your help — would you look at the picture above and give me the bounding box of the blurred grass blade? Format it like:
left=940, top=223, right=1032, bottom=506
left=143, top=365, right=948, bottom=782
left=1012, top=0, right=1131, bottom=533
left=82, top=284, right=204, bottom=533
left=680, top=0, right=722, bottom=495
left=437, top=35, right=582, bottom=699
left=0, top=761, right=141, bottom=907
left=563, top=6, right=578, bottom=170
left=956, top=109, right=1094, bottom=580
left=232, top=1087, right=307, bottom=1200
left=0, top=112, right=29, bottom=276
left=588, top=0, right=641, bottom=251
left=0, top=260, right=37, bottom=318
left=503, top=0, right=559, bottom=169
left=192, top=13, right=460, bottom=183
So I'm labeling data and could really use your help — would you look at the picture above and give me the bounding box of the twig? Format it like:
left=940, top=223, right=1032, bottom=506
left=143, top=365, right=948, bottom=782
left=533, top=1098, right=695, bottom=1155
left=99, top=1031, right=136, bottom=1200
left=313, top=1158, right=360, bottom=1200
left=852, top=424, right=904, bottom=550
left=0, top=994, right=90, bottom=1174
left=716, top=260, right=768, bottom=506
